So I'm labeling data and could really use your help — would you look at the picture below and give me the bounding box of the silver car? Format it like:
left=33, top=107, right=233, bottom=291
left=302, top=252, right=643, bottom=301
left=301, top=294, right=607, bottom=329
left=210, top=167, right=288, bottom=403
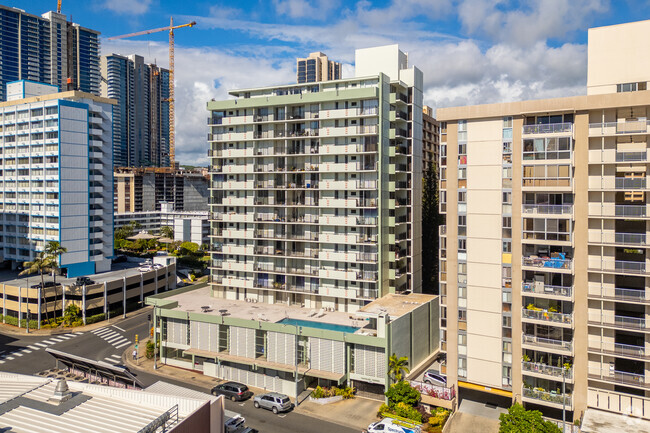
left=424, top=370, right=447, bottom=386
left=253, top=392, right=293, bottom=414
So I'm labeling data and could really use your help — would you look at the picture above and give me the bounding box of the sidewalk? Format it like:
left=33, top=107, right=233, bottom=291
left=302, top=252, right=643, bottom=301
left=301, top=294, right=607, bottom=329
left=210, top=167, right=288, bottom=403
left=124, top=339, right=382, bottom=431
left=0, top=306, right=153, bottom=337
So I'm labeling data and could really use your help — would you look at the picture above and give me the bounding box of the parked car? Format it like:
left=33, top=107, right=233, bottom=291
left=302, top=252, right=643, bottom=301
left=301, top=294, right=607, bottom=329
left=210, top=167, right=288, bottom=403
left=75, top=276, right=95, bottom=286
left=253, top=392, right=293, bottom=414
left=153, top=263, right=164, bottom=269
left=364, top=418, right=421, bottom=433
left=138, top=265, right=153, bottom=272
left=224, top=414, right=245, bottom=433
left=31, top=281, right=57, bottom=289
left=211, top=382, right=253, bottom=401
left=423, top=370, right=447, bottom=386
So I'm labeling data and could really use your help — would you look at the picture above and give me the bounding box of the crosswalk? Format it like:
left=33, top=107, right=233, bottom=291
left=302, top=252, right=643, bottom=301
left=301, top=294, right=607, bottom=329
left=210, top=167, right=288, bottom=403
left=102, top=353, right=123, bottom=365
left=90, top=326, right=132, bottom=350
left=0, top=333, right=80, bottom=364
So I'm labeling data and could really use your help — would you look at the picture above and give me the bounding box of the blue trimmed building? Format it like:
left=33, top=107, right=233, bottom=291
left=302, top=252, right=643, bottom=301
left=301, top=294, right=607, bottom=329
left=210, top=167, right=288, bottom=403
left=0, top=81, right=114, bottom=277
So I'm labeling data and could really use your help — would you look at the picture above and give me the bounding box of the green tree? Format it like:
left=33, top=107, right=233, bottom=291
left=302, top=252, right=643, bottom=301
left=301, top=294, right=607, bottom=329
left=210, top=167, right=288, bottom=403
left=19, top=252, right=55, bottom=323
left=388, top=353, right=410, bottom=382
left=499, top=403, right=561, bottom=433
left=115, top=222, right=142, bottom=242
left=44, top=241, right=67, bottom=317
left=422, top=165, right=440, bottom=293
left=385, top=381, right=420, bottom=408
left=160, top=226, right=174, bottom=239
left=180, top=241, right=199, bottom=255
left=63, top=304, right=81, bottom=326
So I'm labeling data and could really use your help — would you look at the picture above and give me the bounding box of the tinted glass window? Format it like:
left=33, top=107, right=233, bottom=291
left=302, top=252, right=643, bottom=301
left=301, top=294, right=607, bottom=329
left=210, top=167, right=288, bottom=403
left=281, top=397, right=290, bottom=404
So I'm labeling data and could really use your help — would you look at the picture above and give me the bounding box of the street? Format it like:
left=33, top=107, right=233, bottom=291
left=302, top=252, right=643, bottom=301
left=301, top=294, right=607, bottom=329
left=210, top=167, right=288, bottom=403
left=0, top=312, right=358, bottom=433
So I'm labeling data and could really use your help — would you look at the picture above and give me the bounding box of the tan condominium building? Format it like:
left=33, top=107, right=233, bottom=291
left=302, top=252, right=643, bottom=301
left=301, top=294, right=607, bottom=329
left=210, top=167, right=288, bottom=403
left=422, top=105, right=440, bottom=175
left=437, top=20, right=650, bottom=423
left=296, top=52, right=342, bottom=84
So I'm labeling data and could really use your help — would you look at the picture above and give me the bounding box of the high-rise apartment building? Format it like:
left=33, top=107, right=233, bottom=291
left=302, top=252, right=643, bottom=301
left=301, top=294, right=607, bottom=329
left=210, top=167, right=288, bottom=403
left=296, top=52, right=342, bottom=83
left=101, top=54, right=170, bottom=167
left=437, top=20, right=650, bottom=423
left=0, top=6, right=101, bottom=102
left=0, top=81, right=114, bottom=277
left=423, top=105, right=440, bottom=175
left=113, top=167, right=209, bottom=213
left=208, top=44, right=422, bottom=306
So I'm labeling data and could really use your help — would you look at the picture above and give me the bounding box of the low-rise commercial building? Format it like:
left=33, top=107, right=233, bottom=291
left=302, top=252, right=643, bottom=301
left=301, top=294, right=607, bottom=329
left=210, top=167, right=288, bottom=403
left=148, top=286, right=439, bottom=399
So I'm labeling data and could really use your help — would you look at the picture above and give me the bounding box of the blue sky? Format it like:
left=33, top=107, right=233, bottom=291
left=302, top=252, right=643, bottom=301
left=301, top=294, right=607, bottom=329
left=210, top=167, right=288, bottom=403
left=10, top=0, right=650, bottom=165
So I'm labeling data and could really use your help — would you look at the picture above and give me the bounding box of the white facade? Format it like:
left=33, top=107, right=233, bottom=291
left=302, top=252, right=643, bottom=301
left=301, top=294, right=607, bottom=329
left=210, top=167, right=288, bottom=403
left=0, top=81, right=114, bottom=277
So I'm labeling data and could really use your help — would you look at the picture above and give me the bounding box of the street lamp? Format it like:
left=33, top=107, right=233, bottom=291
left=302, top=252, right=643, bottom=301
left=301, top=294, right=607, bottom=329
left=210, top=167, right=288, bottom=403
left=562, top=365, right=567, bottom=433
left=153, top=306, right=158, bottom=370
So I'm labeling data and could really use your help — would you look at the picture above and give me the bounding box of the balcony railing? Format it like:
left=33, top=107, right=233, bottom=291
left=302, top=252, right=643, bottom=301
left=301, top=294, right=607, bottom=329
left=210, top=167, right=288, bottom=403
left=615, top=178, right=646, bottom=189
left=589, top=312, right=646, bottom=329
left=589, top=121, right=650, bottom=134
left=523, top=123, right=573, bottom=135
left=614, top=232, right=646, bottom=245
left=615, top=205, right=647, bottom=217
left=522, top=204, right=573, bottom=215
left=522, top=308, right=573, bottom=325
left=590, top=368, right=646, bottom=387
left=614, top=287, right=648, bottom=302
left=523, top=387, right=572, bottom=406
left=522, top=256, right=572, bottom=270
left=522, top=282, right=572, bottom=298
left=522, top=361, right=573, bottom=379
left=522, top=334, right=572, bottom=351
left=616, top=152, right=647, bottom=162
left=612, top=342, right=646, bottom=358
left=614, top=260, right=646, bottom=274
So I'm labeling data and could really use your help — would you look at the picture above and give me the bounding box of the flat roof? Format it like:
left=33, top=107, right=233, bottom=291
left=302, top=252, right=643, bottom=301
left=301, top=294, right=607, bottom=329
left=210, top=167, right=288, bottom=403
left=159, top=286, right=436, bottom=333
left=0, top=372, right=213, bottom=433
left=226, top=74, right=380, bottom=97
left=0, top=90, right=115, bottom=108
left=581, top=408, right=650, bottom=433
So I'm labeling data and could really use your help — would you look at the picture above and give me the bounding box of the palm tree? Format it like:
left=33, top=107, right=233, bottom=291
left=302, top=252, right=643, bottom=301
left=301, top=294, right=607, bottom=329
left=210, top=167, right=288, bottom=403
left=45, top=241, right=67, bottom=317
left=388, top=353, right=410, bottom=383
left=19, top=252, right=54, bottom=324
left=160, top=226, right=174, bottom=239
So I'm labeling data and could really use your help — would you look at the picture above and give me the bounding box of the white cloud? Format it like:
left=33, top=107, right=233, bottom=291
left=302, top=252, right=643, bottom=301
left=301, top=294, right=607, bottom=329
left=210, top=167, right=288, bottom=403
left=101, top=0, right=153, bottom=15
left=272, top=0, right=340, bottom=19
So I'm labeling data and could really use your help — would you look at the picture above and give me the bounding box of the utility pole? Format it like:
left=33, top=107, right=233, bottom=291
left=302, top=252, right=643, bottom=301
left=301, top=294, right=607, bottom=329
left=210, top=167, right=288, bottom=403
left=153, top=307, right=158, bottom=370
left=562, top=366, right=566, bottom=433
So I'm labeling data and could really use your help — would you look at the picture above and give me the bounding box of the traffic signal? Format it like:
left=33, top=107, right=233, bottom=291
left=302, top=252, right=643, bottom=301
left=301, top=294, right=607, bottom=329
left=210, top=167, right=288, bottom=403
left=147, top=314, right=151, bottom=322
left=135, top=334, right=138, bottom=344
left=150, top=327, right=154, bottom=338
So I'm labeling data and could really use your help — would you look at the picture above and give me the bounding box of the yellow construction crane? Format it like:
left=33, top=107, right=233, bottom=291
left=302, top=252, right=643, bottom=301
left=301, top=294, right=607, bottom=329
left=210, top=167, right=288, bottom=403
left=57, top=1, right=61, bottom=13
left=108, top=18, right=197, bottom=167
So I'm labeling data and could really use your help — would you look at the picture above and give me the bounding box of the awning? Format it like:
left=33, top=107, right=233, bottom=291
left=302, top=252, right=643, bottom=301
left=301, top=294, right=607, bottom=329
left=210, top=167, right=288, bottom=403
left=458, top=381, right=513, bottom=398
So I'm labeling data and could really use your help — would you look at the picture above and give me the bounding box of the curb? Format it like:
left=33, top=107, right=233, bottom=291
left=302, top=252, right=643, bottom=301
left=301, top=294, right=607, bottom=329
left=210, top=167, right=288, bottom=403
left=0, top=306, right=153, bottom=337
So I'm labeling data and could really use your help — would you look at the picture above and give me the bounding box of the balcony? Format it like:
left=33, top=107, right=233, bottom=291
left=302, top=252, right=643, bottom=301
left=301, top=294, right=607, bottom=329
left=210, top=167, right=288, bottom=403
left=589, top=286, right=650, bottom=303
left=615, top=178, right=646, bottom=190
left=615, top=232, right=647, bottom=245
left=522, top=282, right=572, bottom=299
left=522, top=361, right=573, bottom=380
left=523, top=123, right=573, bottom=135
left=588, top=312, right=646, bottom=330
left=522, top=308, right=573, bottom=326
left=522, top=334, right=572, bottom=352
left=522, top=204, right=573, bottom=215
left=589, top=340, right=646, bottom=359
left=616, top=151, right=647, bottom=162
left=590, top=258, right=647, bottom=275
left=615, top=205, right=647, bottom=218
left=522, top=387, right=572, bottom=408
left=589, top=368, right=646, bottom=388
left=522, top=256, right=572, bottom=270
left=589, top=120, right=650, bottom=135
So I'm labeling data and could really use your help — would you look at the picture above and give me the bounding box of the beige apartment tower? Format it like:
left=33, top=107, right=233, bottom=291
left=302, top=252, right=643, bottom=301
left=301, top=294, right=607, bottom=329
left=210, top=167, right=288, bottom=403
left=438, top=20, right=650, bottom=423
left=296, top=52, right=342, bottom=83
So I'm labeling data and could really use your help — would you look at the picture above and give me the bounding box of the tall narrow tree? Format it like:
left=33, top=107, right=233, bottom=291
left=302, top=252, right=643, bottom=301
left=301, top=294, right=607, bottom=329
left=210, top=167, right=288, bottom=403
left=45, top=241, right=67, bottom=318
left=422, top=164, right=440, bottom=293
left=19, top=252, right=54, bottom=324
left=388, top=353, right=411, bottom=383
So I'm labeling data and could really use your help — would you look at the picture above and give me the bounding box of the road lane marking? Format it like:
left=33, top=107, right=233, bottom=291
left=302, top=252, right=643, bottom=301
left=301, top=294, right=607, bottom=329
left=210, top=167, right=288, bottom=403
left=57, top=336, right=71, bottom=340
left=112, top=325, right=126, bottom=332
left=12, top=352, right=22, bottom=357
left=114, top=341, right=131, bottom=349
left=111, top=338, right=129, bottom=347
left=110, top=354, right=122, bottom=359
left=41, top=340, right=55, bottom=345
left=27, top=345, right=39, bottom=350
left=35, top=343, right=48, bottom=348
left=4, top=357, right=13, bottom=361
left=105, top=334, right=123, bottom=343
left=65, top=334, right=77, bottom=338
left=20, top=349, right=32, bottom=354
left=48, top=338, right=63, bottom=342
left=74, top=332, right=84, bottom=335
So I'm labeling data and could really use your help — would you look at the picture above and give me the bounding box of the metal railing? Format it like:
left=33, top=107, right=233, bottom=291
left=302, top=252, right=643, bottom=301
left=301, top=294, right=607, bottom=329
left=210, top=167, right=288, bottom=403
left=410, top=381, right=456, bottom=401
left=615, top=205, right=647, bottom=217
left=616, top=152, right=646, bottom=162
left=523, top=388, right=572, bottom=406
left=590, top=369, right=645, bottom=387
left=614, top=260, right=646, bottom=274
left=522, top=334, right=572, bottom=351
left=614, top=232, right=646, bottom=245
left=522, top=361, right=573, bottom=379
left=522, top=308, right=573, bottom=325
left=589, top=121, right=649, bottom=134
left=613, top=342, right=646, bottom=358
left=613, top=287, right=648, bottom=302
left=522, top=204, right=573, bottom=215
left=522, top=282, right=572, bottom=298
left=591, top=313, right=646, bottom=329
left=522, top=256, right=572, bottom=270
left=615, top=178, right=646, bottom=189
left=523, top=123, right=573, bottom=134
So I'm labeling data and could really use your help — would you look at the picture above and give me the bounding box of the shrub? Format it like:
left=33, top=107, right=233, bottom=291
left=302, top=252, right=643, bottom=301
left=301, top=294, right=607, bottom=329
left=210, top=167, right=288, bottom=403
left=146, top=340, right=155, bottom=359
left=311, top=386, right=326, bottom=399
left=385, top=381, right=421, bottom=408
left=377, top=403, right=391, bottom=418
left=335, top=386, right=356, bottom=399
left=71, top=319, right=83, bottom=327
left=393, top=402, right=423, bottom=423
left=85, top=313, right=105, bottom=325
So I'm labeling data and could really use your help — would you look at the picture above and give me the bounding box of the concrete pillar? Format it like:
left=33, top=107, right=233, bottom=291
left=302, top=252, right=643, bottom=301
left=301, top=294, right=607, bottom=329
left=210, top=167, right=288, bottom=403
left=123, top=276, right=127, bottom=319
left=37, top=287, right=41, bottom=329
left=18, top=286, right=22, bottom=328
left=62, top=285, right=66, bottom=317
left=2, top=284, right=5, bottom=323
left=140, top=273, right=144, bottom=302
left=82, top=285, right=86, bottom=325
left=103, top=281, right=107, bottom=315
left=154, top=269, right=158, bottom=295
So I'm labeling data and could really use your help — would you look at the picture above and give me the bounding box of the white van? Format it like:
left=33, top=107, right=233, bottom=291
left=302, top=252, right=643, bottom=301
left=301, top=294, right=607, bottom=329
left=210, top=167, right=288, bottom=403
left=364, top=418, right=422, bottom=433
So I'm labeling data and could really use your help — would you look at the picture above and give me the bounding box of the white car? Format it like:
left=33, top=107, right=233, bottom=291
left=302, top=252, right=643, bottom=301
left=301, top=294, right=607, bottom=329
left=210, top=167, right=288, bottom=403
left=364, top=418, right=421, bottom=433
left=138, top=265, right=153, bottom=272
left=423, top=370, right=447, bottom=386
left=153, top=263, right=164, bottom=269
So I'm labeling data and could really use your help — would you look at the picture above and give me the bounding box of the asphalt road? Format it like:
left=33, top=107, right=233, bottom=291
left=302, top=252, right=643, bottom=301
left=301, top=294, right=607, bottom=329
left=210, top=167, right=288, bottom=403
left=0, top=312, right=357, bottom=433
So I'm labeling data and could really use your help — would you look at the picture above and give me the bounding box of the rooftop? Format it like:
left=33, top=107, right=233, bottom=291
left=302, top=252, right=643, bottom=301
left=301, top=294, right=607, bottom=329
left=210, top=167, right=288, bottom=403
left=581, top=407, right=650, bottom=433
left=0, top=373, right=214, bottom=433
left=156, top=286, right=436, bottom=335
left=0, top=90, right=115, bottom=108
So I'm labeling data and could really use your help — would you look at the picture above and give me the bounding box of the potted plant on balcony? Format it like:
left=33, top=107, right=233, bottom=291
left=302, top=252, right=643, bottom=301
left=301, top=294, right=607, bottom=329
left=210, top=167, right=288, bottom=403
left=522, top=354, right=531, bottom=362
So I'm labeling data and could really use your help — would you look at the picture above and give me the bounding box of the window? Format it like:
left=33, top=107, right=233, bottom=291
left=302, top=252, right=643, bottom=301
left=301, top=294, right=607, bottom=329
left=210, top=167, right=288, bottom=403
left=458, top=167, right=466, bottom=179
left=503, top=116, right=513, bottom=128
left=523, top=164, right=571, bottom=187
left=502, top=192, right=511, bottom=204
left=458, top=191, right=466, bottom=202
left=523, top=218, right=571, bottom=241
left=523, top=137, right=571, bottom=160
left=502, top=241, right=511, bottom=253
left=458, top=239, right=467, bottom=251
left=617, top=82, right=646, bottom=93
